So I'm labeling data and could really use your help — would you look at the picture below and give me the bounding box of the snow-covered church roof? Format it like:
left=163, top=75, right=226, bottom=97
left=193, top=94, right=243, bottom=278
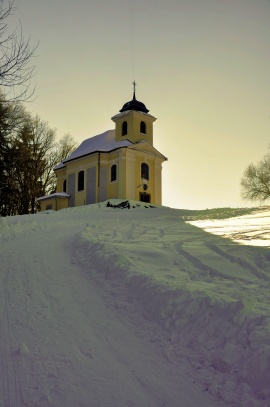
left=36, top=192, right=70, bottom=202
left=54, top=130, right=132, bottom=170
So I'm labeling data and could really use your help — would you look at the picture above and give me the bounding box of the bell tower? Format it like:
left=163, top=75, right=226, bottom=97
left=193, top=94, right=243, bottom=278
left=111, top=82, right=156, bottom=145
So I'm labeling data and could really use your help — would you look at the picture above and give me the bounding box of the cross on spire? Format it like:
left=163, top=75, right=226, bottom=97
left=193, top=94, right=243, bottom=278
left=132, top=80, right=137, bottom=99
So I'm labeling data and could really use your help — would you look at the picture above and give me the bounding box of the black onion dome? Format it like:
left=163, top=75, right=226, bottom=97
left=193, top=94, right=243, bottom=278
left=119, top=92, right=149, bottom=113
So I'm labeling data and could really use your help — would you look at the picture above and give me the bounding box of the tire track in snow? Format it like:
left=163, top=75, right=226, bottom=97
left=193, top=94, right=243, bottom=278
left=18, top=248, right=69, bottom=407
left=174, top=242, right=260, bottom=283
left=176, top=245, right=224, bottom=276
left=0, top=269, right=23, bottom=407
left=205, top=243, right=270, bottom=281
left=0, top=238, right=70, bottom=407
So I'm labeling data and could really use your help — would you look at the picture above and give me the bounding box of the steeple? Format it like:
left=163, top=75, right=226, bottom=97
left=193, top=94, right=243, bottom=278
left=132, top=80, right=136, bottom=99
left=112, top=82, right=156, bottom=144
left=119, top=81, right=149, bottom=113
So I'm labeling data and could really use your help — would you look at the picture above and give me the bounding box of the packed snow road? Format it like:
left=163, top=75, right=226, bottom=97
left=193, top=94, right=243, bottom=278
left=0, top=217, right=224, bottom=407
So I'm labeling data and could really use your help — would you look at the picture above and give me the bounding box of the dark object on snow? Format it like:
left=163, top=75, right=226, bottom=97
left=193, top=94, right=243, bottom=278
left=106, top=201, right=130, bottom=209
left=106, top=201, right=156, bottom=209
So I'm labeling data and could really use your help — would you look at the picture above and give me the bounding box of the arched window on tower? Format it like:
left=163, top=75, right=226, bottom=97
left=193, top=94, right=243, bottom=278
left=63, top=179, right=67, bottom=193
left=141, top=163, right=149, bottom=180
left=122, top=121, right=128, bottom=136
left=140, top=121, right=146, bottom=134
left=111, top=164, right=117, bottom=182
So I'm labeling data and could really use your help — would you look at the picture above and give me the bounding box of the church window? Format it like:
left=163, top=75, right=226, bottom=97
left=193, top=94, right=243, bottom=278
left=63, top=179, right=67, bottom=193
left=78, top=170, right=84, bottom=191
left=141, top=163, right=149, bottom=180
left=111, top=164, right=117, bottom=182
left=122, top=121, right=128, bottom=136
left=140, top=121, right=146, bottom=134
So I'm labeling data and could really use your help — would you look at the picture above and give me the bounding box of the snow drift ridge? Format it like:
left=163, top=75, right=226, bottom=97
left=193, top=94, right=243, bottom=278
left=75, top=205, right=270, bottom=406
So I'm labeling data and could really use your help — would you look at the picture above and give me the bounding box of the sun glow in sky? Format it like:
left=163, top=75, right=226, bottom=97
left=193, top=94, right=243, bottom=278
left=15, top=0, right=270, bottom=209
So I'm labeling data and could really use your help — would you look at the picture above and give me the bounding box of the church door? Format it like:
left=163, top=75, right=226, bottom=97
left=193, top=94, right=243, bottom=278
left=139, top=192, right=151, bottom=203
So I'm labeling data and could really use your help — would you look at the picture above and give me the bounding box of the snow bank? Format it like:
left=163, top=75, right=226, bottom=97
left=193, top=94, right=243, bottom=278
left=2, top=201, right=270, bottom=406
left=74, top=203, right=270, bottom=407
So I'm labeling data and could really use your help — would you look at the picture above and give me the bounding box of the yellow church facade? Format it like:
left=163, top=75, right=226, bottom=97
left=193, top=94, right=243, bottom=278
left=37, top=89, right=167, bottom=211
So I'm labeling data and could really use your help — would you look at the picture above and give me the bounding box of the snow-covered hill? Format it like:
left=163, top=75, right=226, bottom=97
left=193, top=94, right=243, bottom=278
left=1, top=201, right=270, bottom=407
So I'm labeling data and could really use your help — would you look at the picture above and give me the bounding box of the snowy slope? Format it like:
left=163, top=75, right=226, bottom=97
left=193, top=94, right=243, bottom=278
left=0, top=202, right=270, bottom=407
left=189, top=208, right=270, bottom=247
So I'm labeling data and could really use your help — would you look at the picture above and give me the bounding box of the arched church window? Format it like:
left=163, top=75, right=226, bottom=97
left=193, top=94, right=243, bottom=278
left=78, top=170, right=84, bottom=191
left=63, top=179, right=67, bottom=193
left=140, top=121, right=146, bottom=134
left=122, top=121, right=128, bottom=136
left=141, top=163, right=149, bottom=180
left=111, top=164, right=117, bottom=182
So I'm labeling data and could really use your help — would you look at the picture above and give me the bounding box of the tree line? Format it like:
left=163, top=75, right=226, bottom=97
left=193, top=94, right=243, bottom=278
left=0, top=0, right=77, bottom=216
left=0, top=96, right=77, bottom=216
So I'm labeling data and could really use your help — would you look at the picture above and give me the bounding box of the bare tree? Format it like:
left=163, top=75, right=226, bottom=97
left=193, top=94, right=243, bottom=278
left=0, top=0, right=37, bottom=101
left=0, top=88, right=77, bottom=215
left=0, top=92, right=27, bottom=215
left=43, top=133, right=78, bottom=194
left=57, top=133, right=78, bottom=162
left=241, top=155, right=270, bottom=202
left=14, top=116, right=57, bottom=213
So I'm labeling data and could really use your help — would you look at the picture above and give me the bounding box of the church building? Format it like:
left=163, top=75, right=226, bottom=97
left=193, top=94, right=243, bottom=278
left=37, top=85, right=167, bottom=211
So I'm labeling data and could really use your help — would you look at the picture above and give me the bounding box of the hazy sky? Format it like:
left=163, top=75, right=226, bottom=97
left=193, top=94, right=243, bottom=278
left=13, top=0, right=270, bottom=209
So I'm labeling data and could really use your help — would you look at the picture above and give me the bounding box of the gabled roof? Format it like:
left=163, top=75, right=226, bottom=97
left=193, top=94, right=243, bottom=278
left=54, top=129, right=167, bottom=171
left=65, top=129, right=132, bottom=161
left=128, top=140, right=167, bottom=161
left=54, top=130, right=132, bottom=170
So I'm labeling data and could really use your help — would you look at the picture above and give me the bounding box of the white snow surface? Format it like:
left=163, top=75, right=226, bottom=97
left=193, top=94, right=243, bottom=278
left=189, top=208, right=270, bottom=247
left=1, top=201, right=270, bottom=407
left=36, top=192, right=70, bottom=201
left=53, top=130, right=132, bottom=170
left=64, top=130, right=131, bottom=162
